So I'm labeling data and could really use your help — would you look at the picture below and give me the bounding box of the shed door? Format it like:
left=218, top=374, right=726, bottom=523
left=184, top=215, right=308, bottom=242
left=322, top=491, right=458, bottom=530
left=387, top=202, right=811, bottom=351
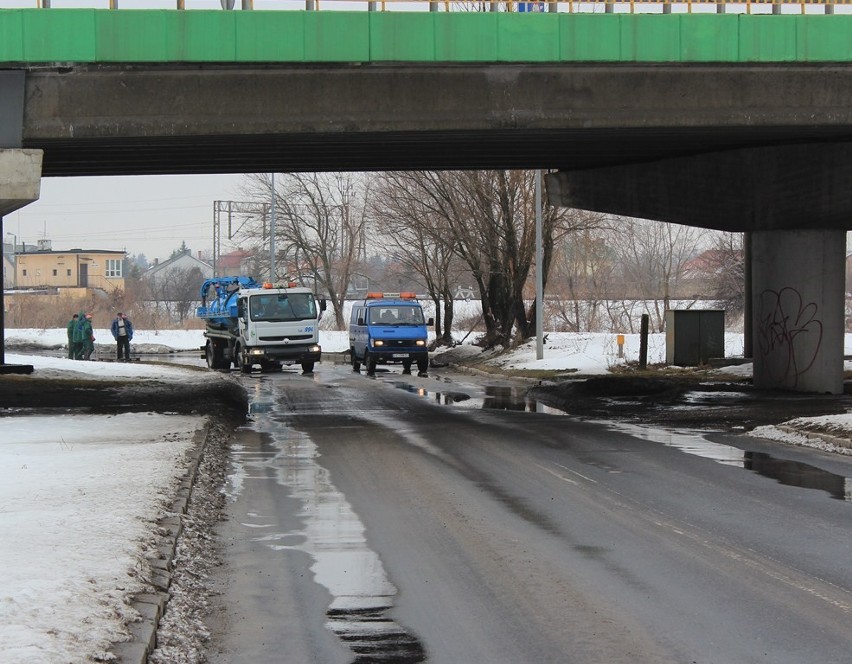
left=79, top=263, right=88, bottom=287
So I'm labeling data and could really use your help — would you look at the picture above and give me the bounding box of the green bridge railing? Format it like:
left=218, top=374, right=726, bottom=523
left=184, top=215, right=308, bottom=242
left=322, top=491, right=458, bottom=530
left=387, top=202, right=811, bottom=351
left=5, top=0, right=852, bottom=14
left=2, top=7, right=851, bottom=62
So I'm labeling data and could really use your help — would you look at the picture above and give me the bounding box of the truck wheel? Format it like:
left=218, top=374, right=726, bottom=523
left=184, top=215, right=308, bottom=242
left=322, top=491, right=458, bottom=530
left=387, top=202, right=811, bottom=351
left=366, top=351, right=377, bottom=377
left=301, top=361, right=315, bottom=374
left=205, top=342, right=219, bottom=369
left=236, top=346, right=252, bottom=374
left=417, top=357, right=429, bottom=377
left=351, top=348, right=361, bottom=372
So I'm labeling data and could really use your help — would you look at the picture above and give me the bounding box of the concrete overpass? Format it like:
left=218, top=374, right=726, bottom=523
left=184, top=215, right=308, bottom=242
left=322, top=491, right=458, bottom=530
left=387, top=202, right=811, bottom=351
left=2, top=8, right=852, bottom=391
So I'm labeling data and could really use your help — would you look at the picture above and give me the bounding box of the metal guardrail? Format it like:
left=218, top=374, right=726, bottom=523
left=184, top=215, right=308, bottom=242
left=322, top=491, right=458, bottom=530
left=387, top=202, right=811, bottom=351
left=8, top=0, right=851, bottom=15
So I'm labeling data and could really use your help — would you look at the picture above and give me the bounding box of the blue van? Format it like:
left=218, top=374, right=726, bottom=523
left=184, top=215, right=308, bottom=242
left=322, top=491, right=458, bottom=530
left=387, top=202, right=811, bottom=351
left=349, top=292, right=433, bottom=377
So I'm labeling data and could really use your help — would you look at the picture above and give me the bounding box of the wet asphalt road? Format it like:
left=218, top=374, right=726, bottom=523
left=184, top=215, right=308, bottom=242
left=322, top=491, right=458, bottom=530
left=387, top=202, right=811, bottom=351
left=205, top=363, right=852, bottom=664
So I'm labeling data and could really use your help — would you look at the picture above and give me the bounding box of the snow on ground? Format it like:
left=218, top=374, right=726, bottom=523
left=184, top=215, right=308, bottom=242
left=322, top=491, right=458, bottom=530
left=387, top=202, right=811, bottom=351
left=1, top=412, right=202, bottom=664
left=1, top=327, right=851, bottom=663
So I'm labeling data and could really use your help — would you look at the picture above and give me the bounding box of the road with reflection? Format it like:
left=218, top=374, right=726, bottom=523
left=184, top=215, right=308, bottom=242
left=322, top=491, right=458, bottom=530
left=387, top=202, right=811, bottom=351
left=205, top=362, right=852, bottom=664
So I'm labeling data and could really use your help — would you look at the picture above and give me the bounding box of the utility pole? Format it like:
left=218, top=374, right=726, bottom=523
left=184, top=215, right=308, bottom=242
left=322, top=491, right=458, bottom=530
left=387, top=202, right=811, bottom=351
left=269, top=173, right=276, bottom=281
left=212, top=200, right=271, bottom=275
left=535, top=169, right=544, bottom=360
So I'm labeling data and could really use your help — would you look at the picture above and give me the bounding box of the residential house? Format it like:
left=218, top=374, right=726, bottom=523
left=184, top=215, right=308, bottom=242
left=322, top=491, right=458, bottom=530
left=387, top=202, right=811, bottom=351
left=14, top=243, right=127, bottom=293
left=142, top=251, right=213, bottom=322
left=216, top=249, right=253, bottom=277
left=143, top=250, right=213, bottom=291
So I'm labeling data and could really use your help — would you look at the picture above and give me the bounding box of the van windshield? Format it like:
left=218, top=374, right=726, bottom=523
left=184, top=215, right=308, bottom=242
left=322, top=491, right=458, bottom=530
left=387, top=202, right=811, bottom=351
left=368, top=306, right=424, bottom=326
left=250, top=293, right=316, bottom=322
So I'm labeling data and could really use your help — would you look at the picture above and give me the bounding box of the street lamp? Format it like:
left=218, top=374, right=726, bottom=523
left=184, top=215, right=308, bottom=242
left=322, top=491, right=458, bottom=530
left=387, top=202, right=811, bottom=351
left=5, top=232, right=17, bottom=289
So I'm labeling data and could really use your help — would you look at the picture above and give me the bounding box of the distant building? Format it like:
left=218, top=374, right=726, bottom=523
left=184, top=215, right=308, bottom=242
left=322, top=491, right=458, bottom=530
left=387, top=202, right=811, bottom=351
left=14, top=241, right=127, bottom=292
left=216, top=249, right=252, bottom=277
left=143, top=250, right=213, bottom=290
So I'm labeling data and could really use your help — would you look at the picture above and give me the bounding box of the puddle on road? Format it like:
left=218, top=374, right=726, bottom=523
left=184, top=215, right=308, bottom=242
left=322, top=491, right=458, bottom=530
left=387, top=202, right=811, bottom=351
left=392, top=382, right=565, bottom=415
left=605, top=422, right=852, bottom=502
left=229, top=386, right=426, bottom=662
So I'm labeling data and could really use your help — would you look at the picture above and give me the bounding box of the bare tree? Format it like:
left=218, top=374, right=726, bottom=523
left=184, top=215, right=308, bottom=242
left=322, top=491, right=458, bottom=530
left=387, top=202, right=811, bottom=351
left=241, top=173, right=369, bottom=330
left=608, top=218, right=712, bottom=332
left=370, top=173, right=465, bottom=345
left=371, top=170, right=584, bottom=348
left=709, top=232, right=745, bottom=318
left=144, top=265, right=204, bottom=324
left=547, top=212, right=614, bottom=332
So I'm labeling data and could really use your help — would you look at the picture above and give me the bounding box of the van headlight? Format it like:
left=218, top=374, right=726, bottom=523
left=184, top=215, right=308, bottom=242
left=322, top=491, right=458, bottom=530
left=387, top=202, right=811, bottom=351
left=415, top=340, right=426, bottom=347
left=373, top=340, right=385, bottom=347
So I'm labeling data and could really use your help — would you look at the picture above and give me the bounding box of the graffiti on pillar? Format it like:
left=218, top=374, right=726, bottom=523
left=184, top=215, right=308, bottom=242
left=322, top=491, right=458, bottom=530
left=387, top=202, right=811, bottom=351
left=756, top=287, right=822, bottom=387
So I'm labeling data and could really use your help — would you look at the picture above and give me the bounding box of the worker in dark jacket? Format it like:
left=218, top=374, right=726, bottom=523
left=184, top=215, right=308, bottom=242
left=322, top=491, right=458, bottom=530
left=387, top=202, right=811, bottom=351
left=66, top=313, right=78, bottom=359
left=71, top=310, right=87, bottom=360
left=110, top=312, right=134, bottom=361
left=80, top=313, right=95, bottom=361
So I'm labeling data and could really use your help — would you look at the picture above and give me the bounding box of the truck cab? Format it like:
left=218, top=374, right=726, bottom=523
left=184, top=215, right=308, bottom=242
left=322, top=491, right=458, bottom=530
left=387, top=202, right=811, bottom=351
left=349, top=292, right=432, bottom=377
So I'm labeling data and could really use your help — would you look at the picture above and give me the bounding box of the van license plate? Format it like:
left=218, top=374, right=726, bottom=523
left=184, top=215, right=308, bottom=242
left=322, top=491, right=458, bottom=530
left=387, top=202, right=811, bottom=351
left=392, top=353, right=409, bottom=358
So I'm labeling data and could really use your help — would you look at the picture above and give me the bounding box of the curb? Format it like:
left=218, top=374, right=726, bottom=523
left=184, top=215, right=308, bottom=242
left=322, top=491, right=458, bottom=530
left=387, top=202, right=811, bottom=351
left=110, top=419, right=213, bottom=664
left=775, top=424, right=852, bottom=451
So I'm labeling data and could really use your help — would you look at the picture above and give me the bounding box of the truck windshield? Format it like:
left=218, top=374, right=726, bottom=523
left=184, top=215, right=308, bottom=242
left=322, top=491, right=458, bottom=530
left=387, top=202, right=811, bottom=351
left=368, top=306, right=424, bottom=326
left=250, top=293, right=316, bottom=322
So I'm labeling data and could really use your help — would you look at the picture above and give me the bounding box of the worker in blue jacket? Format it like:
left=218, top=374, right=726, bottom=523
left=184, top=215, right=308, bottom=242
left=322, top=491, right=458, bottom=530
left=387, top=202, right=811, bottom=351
left=110, top=312, right=134, bottom=361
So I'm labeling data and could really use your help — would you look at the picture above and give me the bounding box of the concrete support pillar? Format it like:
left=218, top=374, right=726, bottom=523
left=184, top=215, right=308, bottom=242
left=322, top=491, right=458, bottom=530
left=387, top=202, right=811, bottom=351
left=752, top=229, right=845, bottom=394
left=0, top=149, right=41, bottom=371
left=0, top=150, right=43, bottom=218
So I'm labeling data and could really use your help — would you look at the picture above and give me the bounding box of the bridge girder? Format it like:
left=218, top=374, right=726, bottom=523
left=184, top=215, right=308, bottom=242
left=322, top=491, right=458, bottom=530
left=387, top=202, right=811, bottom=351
left=17, top=64, right=852, bottom=182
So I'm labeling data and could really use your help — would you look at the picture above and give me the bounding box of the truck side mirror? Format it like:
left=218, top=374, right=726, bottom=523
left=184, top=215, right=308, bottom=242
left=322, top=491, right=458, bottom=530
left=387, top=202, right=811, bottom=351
left=358, top=317, right=365, bottom=326
left=427, top=317, right=434, bottom=326
left=319, top=298, right=327, bottom=312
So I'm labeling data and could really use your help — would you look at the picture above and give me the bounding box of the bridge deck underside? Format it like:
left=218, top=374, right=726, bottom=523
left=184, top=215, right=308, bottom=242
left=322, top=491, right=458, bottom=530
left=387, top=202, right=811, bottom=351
left=27, top=126, right=852, bottom=178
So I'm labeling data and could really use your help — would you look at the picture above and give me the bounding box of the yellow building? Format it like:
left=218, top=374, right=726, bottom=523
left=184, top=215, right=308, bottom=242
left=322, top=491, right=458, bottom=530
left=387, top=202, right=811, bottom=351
left=15, top=248, right=127, bottom=292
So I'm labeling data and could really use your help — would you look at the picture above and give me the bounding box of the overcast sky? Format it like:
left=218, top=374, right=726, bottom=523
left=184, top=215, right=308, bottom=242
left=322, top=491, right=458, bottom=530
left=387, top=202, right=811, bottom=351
left=5, top=174, right=254, bottom=263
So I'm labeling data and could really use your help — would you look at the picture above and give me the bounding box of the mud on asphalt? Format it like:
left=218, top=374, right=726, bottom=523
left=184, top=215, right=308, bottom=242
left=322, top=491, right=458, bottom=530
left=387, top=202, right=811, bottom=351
left=527, top=374, right=852, bottom=432
left=3, top=361, right=851, bottom=435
